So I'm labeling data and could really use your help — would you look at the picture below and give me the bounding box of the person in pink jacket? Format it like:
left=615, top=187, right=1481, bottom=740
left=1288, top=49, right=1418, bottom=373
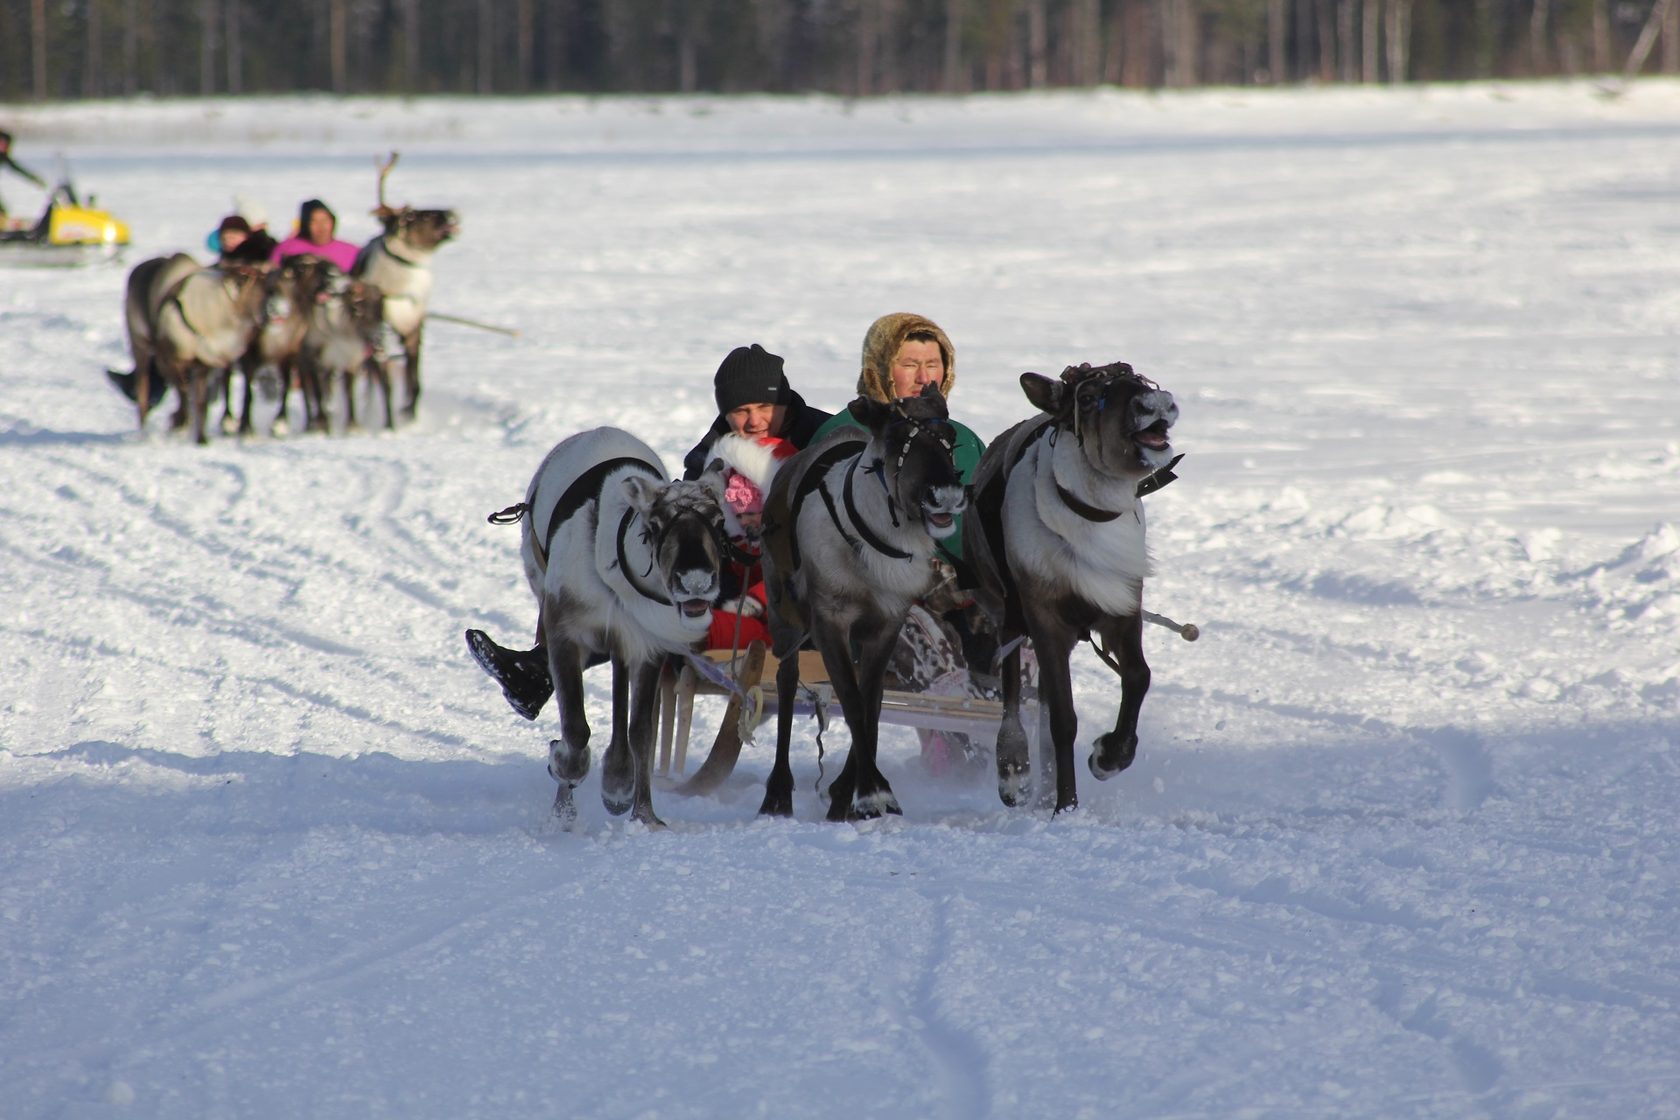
left=270, top=198, right=359, bottom=272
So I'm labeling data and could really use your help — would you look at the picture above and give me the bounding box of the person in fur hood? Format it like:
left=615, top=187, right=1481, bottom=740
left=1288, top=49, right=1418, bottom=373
left=810, top=313, right=985, bottom=557
left=812, top=312, right=1011, bottom=777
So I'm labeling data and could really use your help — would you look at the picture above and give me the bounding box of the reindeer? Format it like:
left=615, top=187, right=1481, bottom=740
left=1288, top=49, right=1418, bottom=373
left=107, top=252, right=200, bottom=424
left=962, top=362, right=1181, bottom=814
left=150, top=263, right=270, bottom=444
left=221, top=258, right=309, bottom=438
left=291, top=259, right=387, bottom=434
left=756, top=384, right=968, bottom=820
left=352, top=153, right=457, bottom=423
left=478, top=428, right=730, bottom=826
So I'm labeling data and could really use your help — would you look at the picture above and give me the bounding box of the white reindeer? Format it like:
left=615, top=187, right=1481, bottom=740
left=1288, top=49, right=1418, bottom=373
left=963, top=362, right=1181, bottom=814
left=472, top=428, right=730, bottom=827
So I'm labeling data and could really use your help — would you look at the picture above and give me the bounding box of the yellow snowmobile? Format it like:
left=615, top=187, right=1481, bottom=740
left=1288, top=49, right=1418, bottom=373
left=1, top=180, right=131, bottom=267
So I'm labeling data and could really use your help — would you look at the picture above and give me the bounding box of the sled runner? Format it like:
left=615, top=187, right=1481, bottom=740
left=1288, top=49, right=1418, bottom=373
left=658, top=639, right=1037, bottom=795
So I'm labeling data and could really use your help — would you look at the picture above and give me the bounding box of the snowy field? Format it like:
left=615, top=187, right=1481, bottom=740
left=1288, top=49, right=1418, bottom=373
left=3, top=81, right=1679, bottom=1118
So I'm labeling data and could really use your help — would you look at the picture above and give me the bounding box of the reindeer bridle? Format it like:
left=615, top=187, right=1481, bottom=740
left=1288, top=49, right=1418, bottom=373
left=1036, top=362, right=1182, bottom=519
left=615, top=488, right=733, bottom=608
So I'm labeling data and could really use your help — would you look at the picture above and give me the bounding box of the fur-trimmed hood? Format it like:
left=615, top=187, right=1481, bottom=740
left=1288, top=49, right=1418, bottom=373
left=857, top=312, right=956, bottom=403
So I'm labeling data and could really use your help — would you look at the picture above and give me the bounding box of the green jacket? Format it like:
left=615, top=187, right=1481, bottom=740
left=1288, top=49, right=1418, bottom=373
left=811, top=407, right=984, bottom=561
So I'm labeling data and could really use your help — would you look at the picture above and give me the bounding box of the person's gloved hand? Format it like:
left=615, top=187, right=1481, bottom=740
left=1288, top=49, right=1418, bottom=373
left=922, top=558, right=970, bottom=615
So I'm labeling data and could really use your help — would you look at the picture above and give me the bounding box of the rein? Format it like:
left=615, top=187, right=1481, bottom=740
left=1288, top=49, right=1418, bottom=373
left=377, top=236, right=427, bottom=270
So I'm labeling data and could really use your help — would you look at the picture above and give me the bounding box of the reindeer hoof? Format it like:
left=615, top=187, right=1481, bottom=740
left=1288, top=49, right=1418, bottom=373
left=997, top=765, right=1030, bottom=808
left=848, top=787, right=901, bottom=821
left=547, top=739, right=590, bottom=786
left=1089, top=732, right=1138, bottom=780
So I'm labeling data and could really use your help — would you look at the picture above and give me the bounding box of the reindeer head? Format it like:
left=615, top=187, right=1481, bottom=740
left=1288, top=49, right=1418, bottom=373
left=380, top=206, right=459, bottom=250
left=851, top=382, right=968, bottom=541
left=1022, top=361, right=1178, bottom=480
left=620, top=472, right=730, bottom=633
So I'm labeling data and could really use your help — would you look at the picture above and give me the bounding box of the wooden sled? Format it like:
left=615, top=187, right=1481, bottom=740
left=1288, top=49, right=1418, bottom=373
left=657, top=639, right=1035, bottom=795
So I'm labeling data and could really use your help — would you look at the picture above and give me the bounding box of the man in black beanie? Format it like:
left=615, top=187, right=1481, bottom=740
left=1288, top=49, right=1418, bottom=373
left=466, top=343, right=833, bottom=723
left=681, top=343, right=832, bottom=480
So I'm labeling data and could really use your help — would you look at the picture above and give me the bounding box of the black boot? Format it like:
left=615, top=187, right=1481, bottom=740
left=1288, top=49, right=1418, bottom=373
left=464, top=629, right=553, bottom=721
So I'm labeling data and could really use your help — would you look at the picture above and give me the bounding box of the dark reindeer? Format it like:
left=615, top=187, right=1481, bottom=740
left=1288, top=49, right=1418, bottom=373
left=963, top=361, right=1180, bottom=814
left=295, top=261, right=387, bottom=434
left=221, top=258, right=309, bottom=438
left=757, top=384, right=968, bottom=820
left=108, top=252, right=200, bottom=426
left=151, top=263, right=271, bottom=444
left=476, top=428, right=730, bottom=827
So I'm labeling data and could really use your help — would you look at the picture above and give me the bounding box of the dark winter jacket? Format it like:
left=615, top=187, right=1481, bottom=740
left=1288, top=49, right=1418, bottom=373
left=681, top=387, right=833, bottom=480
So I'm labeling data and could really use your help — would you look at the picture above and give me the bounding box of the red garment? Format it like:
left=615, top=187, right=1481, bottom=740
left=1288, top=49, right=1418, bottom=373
left=707, top=610, right=770, bottom=651
left=706, top=578, right=768, bottom=651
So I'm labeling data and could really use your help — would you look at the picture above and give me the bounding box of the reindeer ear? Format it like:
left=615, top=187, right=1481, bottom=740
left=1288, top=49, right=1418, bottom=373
left=1020, top=372, right=1063, bottom=415
left=620, top=474, right=661, bottom=515
left=697, top=465, right=729, bottom=507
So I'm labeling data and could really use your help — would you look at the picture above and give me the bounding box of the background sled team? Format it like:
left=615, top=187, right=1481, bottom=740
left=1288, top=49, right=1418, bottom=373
left=109, top=190, right=457, bottom=443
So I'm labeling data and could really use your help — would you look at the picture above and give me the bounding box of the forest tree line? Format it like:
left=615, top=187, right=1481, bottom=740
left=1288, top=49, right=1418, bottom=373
left=3, top=0, right=1678, bottom=102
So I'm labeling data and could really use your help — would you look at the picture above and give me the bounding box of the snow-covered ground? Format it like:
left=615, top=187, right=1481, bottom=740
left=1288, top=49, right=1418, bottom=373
left=3, top=81, right=1678, bottom=1118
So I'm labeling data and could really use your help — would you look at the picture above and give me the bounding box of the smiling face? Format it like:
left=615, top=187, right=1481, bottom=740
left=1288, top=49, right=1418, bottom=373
left=725, top=402, right=783, bottom=439
left=1027, top=364, right=1178, bottom=480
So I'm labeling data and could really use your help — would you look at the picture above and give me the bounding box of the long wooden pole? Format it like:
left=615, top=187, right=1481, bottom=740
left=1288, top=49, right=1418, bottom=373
left=426, top=312, right=520, bottom=338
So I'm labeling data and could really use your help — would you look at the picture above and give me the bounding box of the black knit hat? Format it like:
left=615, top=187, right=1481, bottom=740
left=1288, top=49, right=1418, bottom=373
left=713, top=344, right=787, bottom=414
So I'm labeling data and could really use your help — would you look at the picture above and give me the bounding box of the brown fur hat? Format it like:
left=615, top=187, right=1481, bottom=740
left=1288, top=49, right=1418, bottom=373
left=856, top=312, right=956, bottom=403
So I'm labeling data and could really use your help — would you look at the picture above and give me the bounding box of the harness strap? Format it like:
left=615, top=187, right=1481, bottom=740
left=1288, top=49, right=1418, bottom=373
left=840, top=456, right=914, bottom=561
left=614, top=508, right=670, bottom=605
left=377, top=236, right=427, bottom=269
left=784, top=438, right=868, bottom=572
left=1055, top=479, right=1123, bottom=523
left=543, top=456, right=661, bottom=554
left=1135, top=454, right=1184, bottom=498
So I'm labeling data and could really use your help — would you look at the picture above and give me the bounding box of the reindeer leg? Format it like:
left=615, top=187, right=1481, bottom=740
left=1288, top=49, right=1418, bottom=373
left=270, top=360, right=292, bottom=437
left=135, top=358, right=153, bottom=432
left=220, top=364, right=239, bottom=435
left=400, top=333, right=422, bottom=422
left=758, top=648, right=802, bottom=817
left=626, top=660, right=666, bottom=829
left=599, top=654, right=636, bottom=816
left=1089, top=610, right=1150, bottom=781
left=994, top=637, right=1031, bottom=807
left=343, top=368, right=363, bottom=435
left=546, top=635, right=591, bottom=826
left=374, top=356, right=395, bottom=431
left=237, top=359, right=257, bottom=436
left=1027, top=620, right=1080, bottom=815
left=189, top=365, right=210, bottom=445
left=844, top=621, right=903, bottom=821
